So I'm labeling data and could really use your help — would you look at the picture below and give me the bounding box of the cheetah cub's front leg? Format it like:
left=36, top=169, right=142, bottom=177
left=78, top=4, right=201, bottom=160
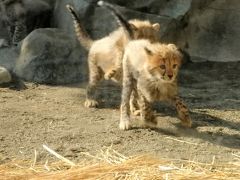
left=120, top=81, right=132, bottom=130
left=104, top=50, right=123, bottom=80
left=138, top=92, right=157, bottom=128
left=85, top=84, right=99, bottom=108
left=84, top=58, right=102, bottom=108
left=119, top=61, right=133, bottom=130
left=120, top=103, right=131, bottom=130
left=172, top=96, right=192, bottom=127
left=129, top=87, right=141, bottom=116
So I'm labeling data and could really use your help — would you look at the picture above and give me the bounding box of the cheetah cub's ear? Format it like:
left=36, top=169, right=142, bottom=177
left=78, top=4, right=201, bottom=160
left=168, top=44, right=183, bottom=64
left=152, top=23, right=160, bottom=31
left=129, top=22, right=138, bottom=32
left=144, top=47, right=153, bottom=56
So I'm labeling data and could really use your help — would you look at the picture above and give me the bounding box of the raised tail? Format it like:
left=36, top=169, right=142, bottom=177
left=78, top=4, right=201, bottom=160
left=66, top=4, right=93, bottom=50
left=97, top=1, right=134, bottom=39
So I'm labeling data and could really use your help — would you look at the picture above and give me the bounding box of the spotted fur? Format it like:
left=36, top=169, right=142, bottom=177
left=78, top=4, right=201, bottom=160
left=120, top=40, right=192, bottom=130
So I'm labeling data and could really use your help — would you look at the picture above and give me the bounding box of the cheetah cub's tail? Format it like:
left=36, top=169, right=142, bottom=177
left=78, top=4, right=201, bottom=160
left=97, top=1, right=135, bottom=39
left=66, top=4, right=93, bottom=50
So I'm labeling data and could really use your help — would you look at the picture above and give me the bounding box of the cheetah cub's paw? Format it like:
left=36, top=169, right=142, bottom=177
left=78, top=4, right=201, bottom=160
left=181, top=117, right=192, bottom=128
left=104, top=69, right=117, bottom=80
left=84, top=99, right=99, bottom=108
left=119, top=119, right=131, bottom=130
left=132, top=109, right=141, bottom=116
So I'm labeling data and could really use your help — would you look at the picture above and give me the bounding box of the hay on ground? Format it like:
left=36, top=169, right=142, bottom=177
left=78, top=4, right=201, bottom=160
left=0, top=146, right=239, bottom=180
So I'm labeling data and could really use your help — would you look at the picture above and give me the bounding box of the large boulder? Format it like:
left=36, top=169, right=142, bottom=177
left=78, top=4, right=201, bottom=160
left=178, top=0, right=240, bottom=62
left=15, top=28, right=87, bottom=84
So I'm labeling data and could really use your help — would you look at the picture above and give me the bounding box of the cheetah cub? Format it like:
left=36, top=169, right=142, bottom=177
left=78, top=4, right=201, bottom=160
left=120, top=39, right=192, bottom=130
left=66, top=2, right=160, bottom=108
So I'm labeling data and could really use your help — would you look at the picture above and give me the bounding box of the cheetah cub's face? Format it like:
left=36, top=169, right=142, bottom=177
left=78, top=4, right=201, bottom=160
left=144, top=44, right=182, bottom=82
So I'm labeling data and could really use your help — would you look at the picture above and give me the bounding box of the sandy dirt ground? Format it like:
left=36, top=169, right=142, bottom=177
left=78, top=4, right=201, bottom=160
left=0, top=61, right=239, bottom=165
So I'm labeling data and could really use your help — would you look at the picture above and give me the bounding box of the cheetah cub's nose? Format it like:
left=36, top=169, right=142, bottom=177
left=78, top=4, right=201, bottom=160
left=168, top=74, right=173, bottom=79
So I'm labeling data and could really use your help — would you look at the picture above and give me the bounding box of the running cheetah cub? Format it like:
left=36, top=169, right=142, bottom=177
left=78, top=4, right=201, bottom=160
left=120, top=39, right=192, bottom=130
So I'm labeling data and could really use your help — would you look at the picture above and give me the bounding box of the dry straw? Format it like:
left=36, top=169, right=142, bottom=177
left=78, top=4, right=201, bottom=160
left=0, top=145, right=239, bottom=180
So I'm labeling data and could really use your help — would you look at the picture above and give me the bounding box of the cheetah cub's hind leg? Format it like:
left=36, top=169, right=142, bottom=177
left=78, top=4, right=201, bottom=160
left=172, top=96, right=192, bottom=127
left=84, top=57, right=103, bottom=108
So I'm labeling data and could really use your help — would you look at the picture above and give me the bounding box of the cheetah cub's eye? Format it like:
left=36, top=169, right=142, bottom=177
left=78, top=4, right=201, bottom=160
left=160, top=65, right=166, bottom=69
left=173, top=64, right=177, bottom=69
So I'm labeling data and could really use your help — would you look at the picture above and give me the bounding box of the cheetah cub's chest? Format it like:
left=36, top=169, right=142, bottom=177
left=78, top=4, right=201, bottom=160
left=137, top=77, right=178, bottom=102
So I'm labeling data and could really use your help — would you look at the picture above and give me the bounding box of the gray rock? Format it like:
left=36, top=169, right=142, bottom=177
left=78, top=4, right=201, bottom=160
left=24, top=0, right=54, bottom=37
left=15, top=28, right=87, bottom=84
left=0, top=66, right=11, bottom=84
left=180, top=0, right=240, bottom=62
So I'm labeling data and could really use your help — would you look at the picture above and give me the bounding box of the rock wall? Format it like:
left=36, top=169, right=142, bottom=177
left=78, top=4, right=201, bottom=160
left=175, top=0, right=240, bottom=62
left=53, top=0, right=240, bottom=62
left=0, top=0, right=240, bottom=84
